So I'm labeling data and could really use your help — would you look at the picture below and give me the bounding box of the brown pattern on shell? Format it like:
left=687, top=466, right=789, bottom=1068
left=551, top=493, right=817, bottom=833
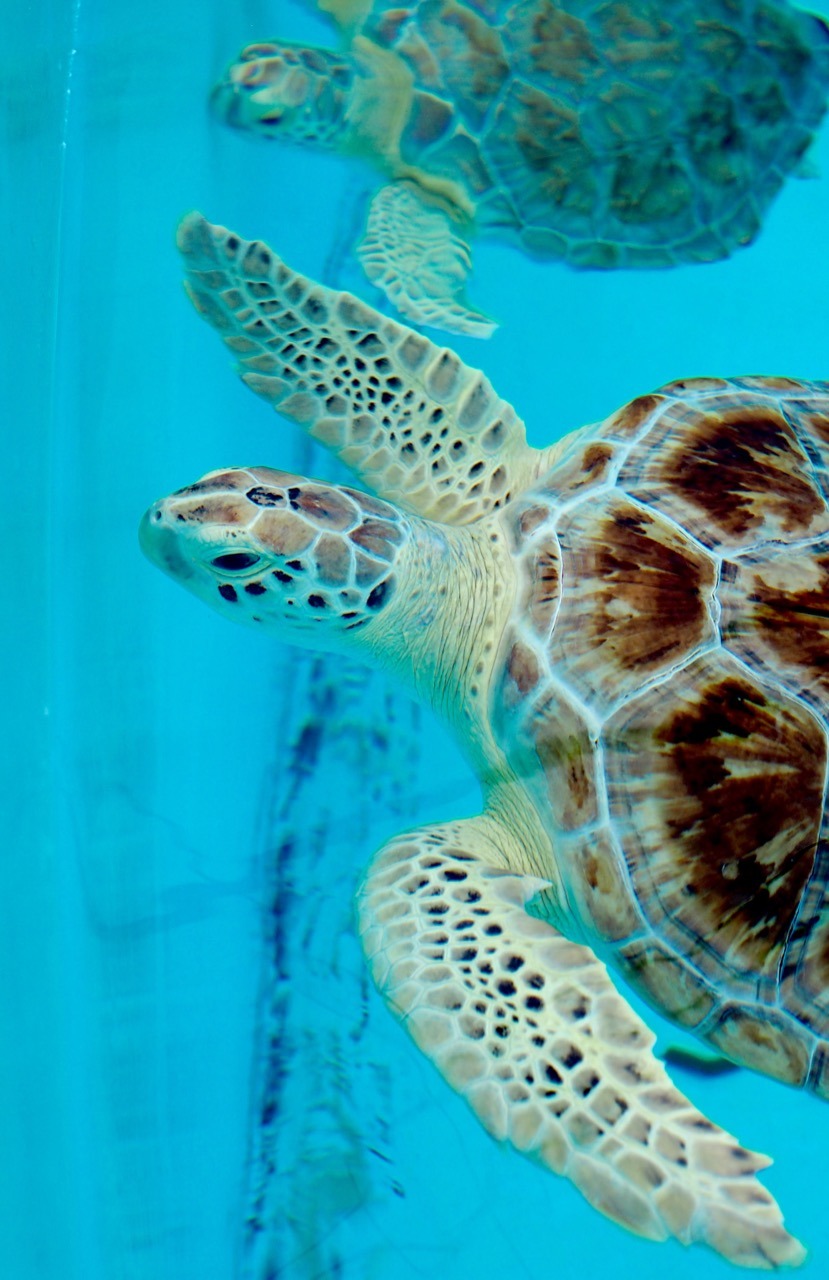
left=491, top=628, right=599, bottom=836
left=549, top=494, right=716, bottom=711
left=525, top=683, right=599, bottom=831
left=489, top=82, right=598, bottom=223
left=720, top=542, right=829, bottom=702
left=804, top=411, right=829, bottom=451
left=734, top=376, right=807, bottom=393
left=508, top=0, right=599, bottom=87
left=541, top=439, right=616, bottom=502
left=418, top=0, right=510, bottom=128
left=559, top=829, right=640, bottom=942
left=781, top=872, right=829, bottom=1021
left=708, top=1005, right=811, bottom=1087
left=604, top=651, right=825, bottom=982
left=597, top=392, right=666, bottom=441
left=524, top=540, right=561, bottom=637
left=597, top=2, right=680, bottom=71
left=620, top=394, right=829, bottom=550
left=254, top=510, right=316, bottom=555
left=518, top=504, right=549, bottom=537
left=617, top=938, right=715, bottom=1029
left=502, top=637, right=542, bottom=706
left=404, top=90, right=456, bottom=151
left=785, top=398, right=829, bottom=477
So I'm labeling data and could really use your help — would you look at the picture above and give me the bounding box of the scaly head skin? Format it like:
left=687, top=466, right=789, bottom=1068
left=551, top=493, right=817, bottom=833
left=212, top=42, right=357, bottom=150
left=140, top=461, right=525, bottom=787
left=140, top=465, right=412, bottom=651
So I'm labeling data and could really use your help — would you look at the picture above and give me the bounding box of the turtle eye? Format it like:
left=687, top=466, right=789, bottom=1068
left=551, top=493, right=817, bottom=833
left=211, top=552, right=261, bottom=571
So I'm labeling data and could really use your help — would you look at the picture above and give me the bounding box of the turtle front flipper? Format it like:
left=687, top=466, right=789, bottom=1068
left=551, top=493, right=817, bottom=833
left=177, top=213, right=545, bottom=524
left=357, top=818, right=804, bottom=1269
left=358, top=180, right=495, bottom=339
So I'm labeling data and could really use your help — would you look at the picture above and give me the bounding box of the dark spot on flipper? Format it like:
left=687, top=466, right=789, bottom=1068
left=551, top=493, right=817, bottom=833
left=273, top=570, right=293, bottom=584
left=218, top=583, right=237, bottom=602
left=245, top=582, right=266, bottom=596
left=663, top=1046, right=741, bottom=1078
left=308, top=594, right=326, bottom=609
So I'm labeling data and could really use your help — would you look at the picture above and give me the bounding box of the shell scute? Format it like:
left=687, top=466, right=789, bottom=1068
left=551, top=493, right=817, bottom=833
left=707, top=1005, right=812, bottom=1087
left=618, top=390, right=829, bottom=550
left=720, top=540, right=829, bottom=705
left=492, top=635, right=599, bottom=835
left=503, top=512, right=561, bottom=636
left=497, top=380, right=829, bottom=1082
left=780, top=862, right=829, bottom=1021
left=602, top=650, right=825, bottom=986
left=504, top=0, right=600, bottom=89
left=559, top=830, right=642, bottom=943
left=617, top=938, right=716, bottom=1029
left=548, top=493, right=718, bottom=714
left=528, top=683, right=600, bottom=832
left=418, top=0, right=510, bottom=128
left=595, top=391, right=667, bottom=442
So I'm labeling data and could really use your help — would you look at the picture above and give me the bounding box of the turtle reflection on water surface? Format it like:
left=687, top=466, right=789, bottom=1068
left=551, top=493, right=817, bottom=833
left=213, top=0, right=829, bottom=334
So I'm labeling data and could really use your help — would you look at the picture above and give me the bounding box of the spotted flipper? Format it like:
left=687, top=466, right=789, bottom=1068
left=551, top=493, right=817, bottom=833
left=177, top=212, right=544, bottom=525
left=358, top=180, right=494, bottom=339
left=356, top=819, right=804, bottom=1269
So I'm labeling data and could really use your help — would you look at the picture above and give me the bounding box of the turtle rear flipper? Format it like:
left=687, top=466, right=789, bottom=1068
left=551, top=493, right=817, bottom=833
left=359, top=180, right=495, bottom=338
left=357, top=818, right=805, bottom=1269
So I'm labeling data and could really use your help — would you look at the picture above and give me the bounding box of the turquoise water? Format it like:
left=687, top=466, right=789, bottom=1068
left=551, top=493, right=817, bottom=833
left=9, top=1, right=829, bottom=1277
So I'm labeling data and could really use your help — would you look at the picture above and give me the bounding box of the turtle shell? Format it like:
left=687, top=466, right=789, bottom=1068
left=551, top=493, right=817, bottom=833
left=491, top=376, right=829, bottom=1094
left=363, top=0, right=829, bottom=267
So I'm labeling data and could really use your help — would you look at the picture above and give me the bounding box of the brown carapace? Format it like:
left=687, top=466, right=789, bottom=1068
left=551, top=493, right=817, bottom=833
left=494, top=376, right=829, bottom=1093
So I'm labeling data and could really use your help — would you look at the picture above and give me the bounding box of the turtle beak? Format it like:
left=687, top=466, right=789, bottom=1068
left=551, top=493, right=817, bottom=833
left=139, top=500, right=196, bottom=583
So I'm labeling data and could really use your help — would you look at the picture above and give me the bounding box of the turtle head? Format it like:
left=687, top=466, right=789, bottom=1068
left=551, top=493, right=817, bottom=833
left=139, top=466, right=408, bottom=651
left=212, top=42, right=356, bottom=150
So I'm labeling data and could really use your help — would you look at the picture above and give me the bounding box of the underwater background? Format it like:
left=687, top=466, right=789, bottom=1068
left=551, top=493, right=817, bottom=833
left=9, top=0, right=829, bottom=1277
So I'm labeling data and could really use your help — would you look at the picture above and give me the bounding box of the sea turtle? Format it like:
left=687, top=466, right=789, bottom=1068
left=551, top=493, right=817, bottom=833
left=141, top=211, right=829, bottom=1266
left=212, top=0, right=829, bottom=336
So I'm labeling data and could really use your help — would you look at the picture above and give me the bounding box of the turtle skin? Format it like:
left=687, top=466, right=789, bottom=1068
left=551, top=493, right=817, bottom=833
left=492, top=375, right=829, bottom=1093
